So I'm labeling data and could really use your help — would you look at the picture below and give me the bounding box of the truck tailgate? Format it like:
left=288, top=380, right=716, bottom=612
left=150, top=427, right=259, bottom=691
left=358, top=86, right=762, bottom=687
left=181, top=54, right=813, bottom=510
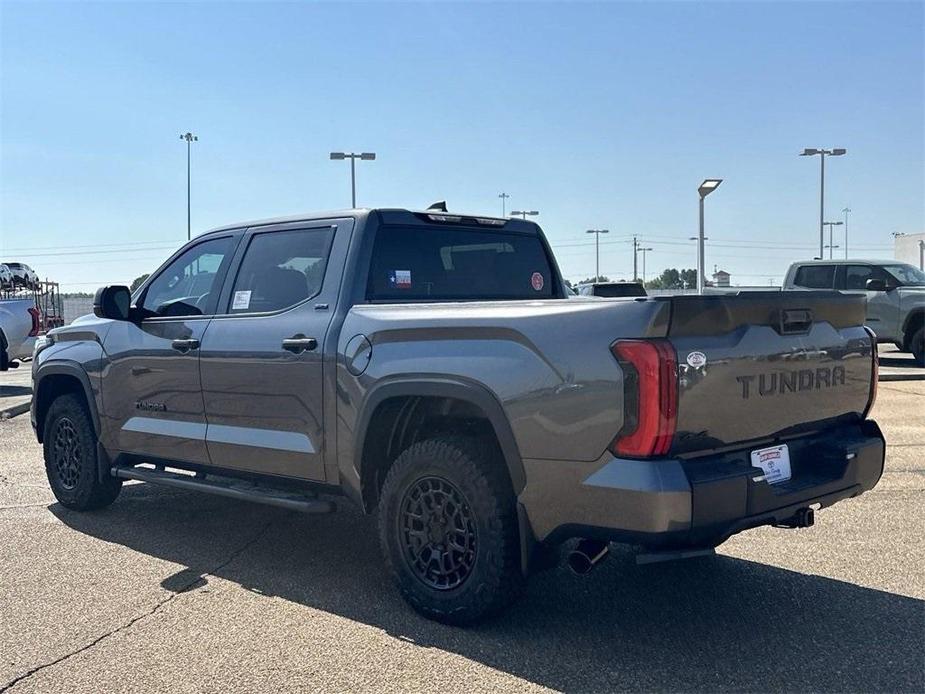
left=666, top=292, right=875, bottom=455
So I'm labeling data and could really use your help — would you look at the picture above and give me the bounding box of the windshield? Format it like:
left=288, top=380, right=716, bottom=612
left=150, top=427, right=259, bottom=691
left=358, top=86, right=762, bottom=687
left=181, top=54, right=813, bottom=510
left=883, top=263, right=925, bottom=286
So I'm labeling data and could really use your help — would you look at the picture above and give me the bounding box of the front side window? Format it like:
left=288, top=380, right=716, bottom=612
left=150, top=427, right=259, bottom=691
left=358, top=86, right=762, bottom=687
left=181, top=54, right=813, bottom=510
left=367, top=225, right=556, bottom=301
left=227, top=227, right=335, bottom=314
left=793, top=264, right=835, bottom=289
left=141, top=236, right=234, bottom=317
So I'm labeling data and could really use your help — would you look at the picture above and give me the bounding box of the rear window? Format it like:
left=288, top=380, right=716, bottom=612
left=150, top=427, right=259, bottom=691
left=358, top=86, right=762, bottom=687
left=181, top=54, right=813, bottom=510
left=367, top=225, right=556, bottom=301
left=793, top=264, right=836, bottom=289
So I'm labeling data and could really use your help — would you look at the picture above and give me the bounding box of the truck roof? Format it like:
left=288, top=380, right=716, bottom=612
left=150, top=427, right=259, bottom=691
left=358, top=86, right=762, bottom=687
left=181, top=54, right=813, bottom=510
left=199, top=208, right=537, bottom=237
left=790, top=258, right=902, bottom=266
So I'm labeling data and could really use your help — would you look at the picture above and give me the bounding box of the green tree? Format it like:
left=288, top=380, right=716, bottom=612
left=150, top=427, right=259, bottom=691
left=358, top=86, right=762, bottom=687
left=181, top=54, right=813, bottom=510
left=130, top=273, right=150, bottom=292
left=680, top=269, right=698, bottom=289
left=646, top=268, right=698, bottom=290
left=578, top=275, right=610, bottom=285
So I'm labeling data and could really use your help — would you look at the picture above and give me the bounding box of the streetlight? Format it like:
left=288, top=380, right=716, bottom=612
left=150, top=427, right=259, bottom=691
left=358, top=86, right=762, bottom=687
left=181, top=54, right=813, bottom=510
left=498, top=192, right=510, bottom=216
left=842, top=207, right=851, bottom=259
left=586, top=229, right=609, bottom=280
left=180, top=132, right=198, bottom=241
left=697, top=179, right=723, bottom=294
left=510, top=210, right=538, bottom=220
left=639, top=247, right=653, bottom=284
left=330, top=152, right=376, bottom=208
left=823, top=221, right=843, bottom=259
left=800, top=148, right=847, bottom=259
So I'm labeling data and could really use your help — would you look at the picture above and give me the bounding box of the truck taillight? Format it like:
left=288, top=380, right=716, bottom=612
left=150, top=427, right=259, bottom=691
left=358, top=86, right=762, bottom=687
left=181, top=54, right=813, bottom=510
left=28, top=307, right=41, bottom=337
left=609, top=339, right=677, bottom=458
left=863, top=326, right=878, bottom=419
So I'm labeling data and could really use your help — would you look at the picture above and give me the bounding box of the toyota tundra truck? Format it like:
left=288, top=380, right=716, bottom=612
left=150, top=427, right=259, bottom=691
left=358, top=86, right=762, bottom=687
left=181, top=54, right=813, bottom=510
left=32, top=208, right=884, bottom=624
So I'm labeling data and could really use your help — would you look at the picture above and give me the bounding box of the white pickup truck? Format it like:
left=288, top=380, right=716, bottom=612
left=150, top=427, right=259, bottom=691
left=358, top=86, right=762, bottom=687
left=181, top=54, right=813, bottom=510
left=0, top=298, right=40, bottom=370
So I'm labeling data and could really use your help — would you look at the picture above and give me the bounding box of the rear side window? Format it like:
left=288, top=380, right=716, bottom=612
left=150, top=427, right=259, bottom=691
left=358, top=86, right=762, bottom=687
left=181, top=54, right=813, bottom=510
left=793, top=265, right=835, bottom=289
left=844, top=265, right=876, bottom=290
left=367, top=225, right=556, bottom=301
left=227, top=227, right=335, bottom=314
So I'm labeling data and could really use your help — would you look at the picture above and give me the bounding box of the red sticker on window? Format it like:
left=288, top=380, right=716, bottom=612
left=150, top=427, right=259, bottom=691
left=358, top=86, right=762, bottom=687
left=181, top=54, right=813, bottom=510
left=531, top=272, right=544, bottom=291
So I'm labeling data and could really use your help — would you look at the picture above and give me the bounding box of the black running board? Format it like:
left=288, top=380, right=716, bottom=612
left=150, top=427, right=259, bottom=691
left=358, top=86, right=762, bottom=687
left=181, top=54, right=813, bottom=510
left=111, top=465, right=335, bottom=514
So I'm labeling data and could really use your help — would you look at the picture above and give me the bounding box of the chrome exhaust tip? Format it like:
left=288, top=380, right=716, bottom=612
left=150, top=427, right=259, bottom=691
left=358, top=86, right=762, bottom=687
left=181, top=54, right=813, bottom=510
left=566, top=539, right=609, bottom=576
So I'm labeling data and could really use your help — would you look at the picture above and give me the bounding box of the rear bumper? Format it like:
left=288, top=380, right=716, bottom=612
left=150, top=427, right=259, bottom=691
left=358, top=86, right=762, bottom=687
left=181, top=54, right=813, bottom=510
left=519, top=420, right=885, bottom=548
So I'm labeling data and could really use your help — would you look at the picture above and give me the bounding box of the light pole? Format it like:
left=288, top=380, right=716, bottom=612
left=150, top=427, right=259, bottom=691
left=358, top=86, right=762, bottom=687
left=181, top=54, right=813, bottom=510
left=697, top=179, right=723, bottom=294
left=639, top=247, right=653, bottom=284
left=330, top=152, right=376, bottom=208
left=180, top=132, right=197, bottom=240
left=586, top=229, right=609, bottom=280
left=823, top=221, right=843, bottom=259
left=800, top=148, right=847, bottom=259
left=919, top=239, right=924, bottom=271
left=842, top=207, right=851, bottom=259
left=510, top=210, right=538, bottom=220
left=498, top=192, right=510, bottom=216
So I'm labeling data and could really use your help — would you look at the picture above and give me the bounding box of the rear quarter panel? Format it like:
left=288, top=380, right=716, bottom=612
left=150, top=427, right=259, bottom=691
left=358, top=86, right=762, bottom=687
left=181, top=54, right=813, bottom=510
left=335, top=298, right=670, bottom=488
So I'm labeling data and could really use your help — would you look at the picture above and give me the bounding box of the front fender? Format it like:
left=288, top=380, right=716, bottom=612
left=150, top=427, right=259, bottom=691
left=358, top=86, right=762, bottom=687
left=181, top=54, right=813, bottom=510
left=32, top=360, right=101, bottom=441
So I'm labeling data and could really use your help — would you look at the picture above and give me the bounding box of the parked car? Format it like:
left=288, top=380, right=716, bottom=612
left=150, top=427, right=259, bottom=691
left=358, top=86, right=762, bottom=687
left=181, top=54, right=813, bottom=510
left=0, top=264, right=13, bottom=290
left=0, top=298, right=40, bottom=370
left=33, top=208, right=884, bottom=624
left=4, top=262, right=39, bottom=290
left=784, top=259, right=925, bottom=365
left=576, top=281, right=647, bottom=297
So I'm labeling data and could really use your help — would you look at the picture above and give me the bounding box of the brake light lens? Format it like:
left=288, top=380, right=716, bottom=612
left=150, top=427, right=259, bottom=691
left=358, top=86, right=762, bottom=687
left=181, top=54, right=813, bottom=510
left=863, top=326, right=878, bottom=419
left=27, top=307, right=41, bottom=337
left=609, top=339, right=678, bottom=457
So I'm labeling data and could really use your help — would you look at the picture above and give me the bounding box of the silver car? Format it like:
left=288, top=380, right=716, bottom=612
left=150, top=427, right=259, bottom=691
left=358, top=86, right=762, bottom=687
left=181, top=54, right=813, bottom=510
left=4, top=262, right=39, bottom=290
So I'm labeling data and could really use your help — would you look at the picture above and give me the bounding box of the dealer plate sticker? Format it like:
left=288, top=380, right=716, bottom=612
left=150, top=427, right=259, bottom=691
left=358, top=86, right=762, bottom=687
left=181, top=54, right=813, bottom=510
left=750, top=444, right=792, bottom=484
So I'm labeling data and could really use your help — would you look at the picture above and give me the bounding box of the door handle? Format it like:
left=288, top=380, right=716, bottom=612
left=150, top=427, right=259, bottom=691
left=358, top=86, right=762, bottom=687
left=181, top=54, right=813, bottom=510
left=281, top=336, right=317, bottom=354
left=171, top=338, right=200, bottom=353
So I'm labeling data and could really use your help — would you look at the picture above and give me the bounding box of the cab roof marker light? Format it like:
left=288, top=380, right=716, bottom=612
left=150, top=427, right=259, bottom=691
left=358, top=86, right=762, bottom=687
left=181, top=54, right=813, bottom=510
left=475, top=218, right=506, bottom=226
left=427, top=214, right=462, bottom=223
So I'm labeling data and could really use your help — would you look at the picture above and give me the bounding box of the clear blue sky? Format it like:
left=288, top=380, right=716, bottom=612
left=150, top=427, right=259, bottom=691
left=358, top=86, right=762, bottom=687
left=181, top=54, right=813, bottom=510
left=1, top=1, right=922, bottom=291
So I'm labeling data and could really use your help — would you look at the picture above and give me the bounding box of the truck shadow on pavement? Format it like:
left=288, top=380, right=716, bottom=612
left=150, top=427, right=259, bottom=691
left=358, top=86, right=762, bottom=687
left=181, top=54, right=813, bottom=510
left=52, top=483, right=924, bottom=693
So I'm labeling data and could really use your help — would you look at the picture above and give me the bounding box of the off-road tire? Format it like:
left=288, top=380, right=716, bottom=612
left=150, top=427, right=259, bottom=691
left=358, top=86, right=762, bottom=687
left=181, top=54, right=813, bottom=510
left=378, top=436, right=525, bottom=625
left=43, top=393, right=122, bottom=510
left=911, top=326, right=924, bottom=366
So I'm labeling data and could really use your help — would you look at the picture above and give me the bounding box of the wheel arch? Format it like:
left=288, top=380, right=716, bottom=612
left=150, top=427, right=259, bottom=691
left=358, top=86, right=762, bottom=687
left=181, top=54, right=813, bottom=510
left=34, top=362, right=100, bottom=443
left=354, top=377, right=525, bottom=513
left=902, top=308, right=923, bottom=348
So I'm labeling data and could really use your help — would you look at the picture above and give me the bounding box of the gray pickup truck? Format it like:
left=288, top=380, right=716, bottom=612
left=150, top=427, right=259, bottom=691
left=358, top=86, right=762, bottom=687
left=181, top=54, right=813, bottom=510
left=784, top=259, right=925, bottom=365
left=32, top=209, right=884, bottom=624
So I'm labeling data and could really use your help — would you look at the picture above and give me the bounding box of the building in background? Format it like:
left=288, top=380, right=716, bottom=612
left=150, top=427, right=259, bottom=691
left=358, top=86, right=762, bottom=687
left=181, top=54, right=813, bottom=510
left=712, top=269, right=731, bottom=287
left=894, top=232, right=925, bottom=269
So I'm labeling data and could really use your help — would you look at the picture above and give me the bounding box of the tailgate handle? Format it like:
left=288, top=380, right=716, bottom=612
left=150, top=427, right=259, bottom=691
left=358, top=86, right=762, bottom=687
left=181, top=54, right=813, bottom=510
left=779, top=309, right=813, bottom=335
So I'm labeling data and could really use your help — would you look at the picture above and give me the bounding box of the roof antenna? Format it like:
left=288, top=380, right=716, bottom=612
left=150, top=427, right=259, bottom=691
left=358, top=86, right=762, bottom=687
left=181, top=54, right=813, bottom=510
left=426, top=201, right=448, bottom=212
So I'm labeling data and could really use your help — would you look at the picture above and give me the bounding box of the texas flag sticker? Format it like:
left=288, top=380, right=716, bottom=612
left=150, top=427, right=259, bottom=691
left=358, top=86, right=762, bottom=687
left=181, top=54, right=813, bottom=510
left=389, top=270, right=412, bottom=288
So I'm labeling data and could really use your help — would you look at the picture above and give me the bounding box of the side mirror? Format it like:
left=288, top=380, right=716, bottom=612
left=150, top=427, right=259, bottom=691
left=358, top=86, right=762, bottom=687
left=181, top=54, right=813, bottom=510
left=94, top=285, right=132, bottom=321
left=865, top=279, right=887, bottom=292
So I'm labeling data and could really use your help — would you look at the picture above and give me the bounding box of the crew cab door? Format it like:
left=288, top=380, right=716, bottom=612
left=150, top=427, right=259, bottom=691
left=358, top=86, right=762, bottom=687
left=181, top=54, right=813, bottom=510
left=102, top=234, right=239, bottom=464
left=198, top=219, right=352, bottom=481
left=838, top=264, right=901, bottom=341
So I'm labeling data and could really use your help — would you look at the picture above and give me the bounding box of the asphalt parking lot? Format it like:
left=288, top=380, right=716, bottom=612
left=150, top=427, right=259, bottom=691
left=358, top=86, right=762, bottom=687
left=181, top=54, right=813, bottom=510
left=1, top=380, right=923, bottom=692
